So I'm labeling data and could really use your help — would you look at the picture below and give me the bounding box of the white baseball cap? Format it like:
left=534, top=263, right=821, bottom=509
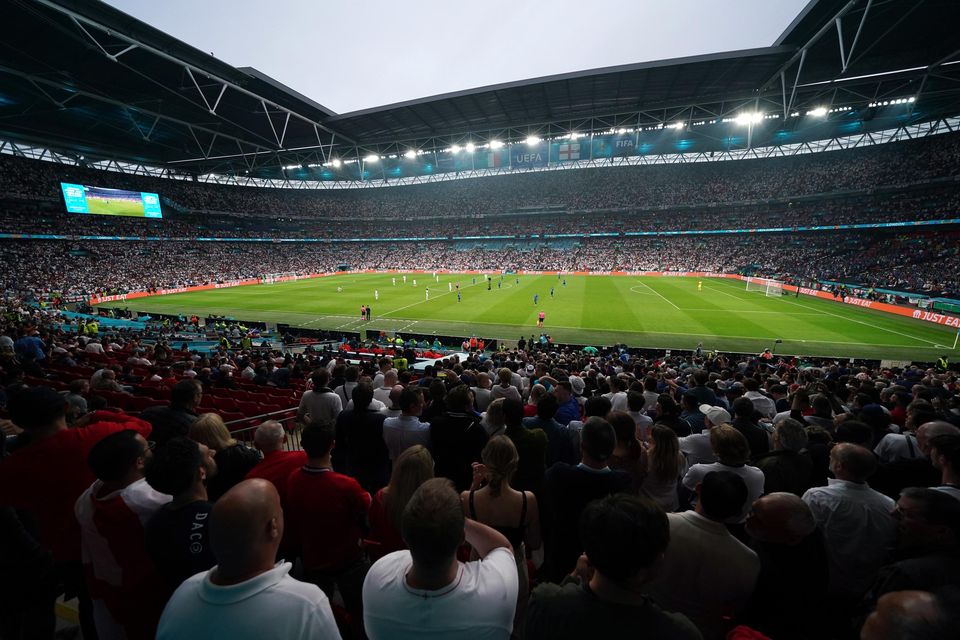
left=699, top=404, right=732, bottom=427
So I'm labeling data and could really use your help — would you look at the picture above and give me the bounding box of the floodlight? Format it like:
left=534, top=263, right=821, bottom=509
left=908, top=96, right=916, bottom=102
left=734, top=112, right=763, bottom=125
left=465, top=142, right=476, bottom=152
left=450, top=144, right=461, bottom=153
left=525, top=135, right=540, bottom=145
left=332, top=159, right=342, bottom=168
left=808, top=107, right=827, bottom=117
left=364, top=154, right=379, bottom=163
left=667, top=122, right=684, bottom=129
left=404, top=150, right=417, bottom=159
left=489, top=140, right=504, bottom=149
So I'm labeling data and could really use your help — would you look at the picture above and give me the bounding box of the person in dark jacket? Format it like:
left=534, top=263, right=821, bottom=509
left=430, top=385, right=489, bottom=491
left=523, top=394, right=576, bottom=467
left=334, top=382, right=390, bottom=493
left=188, top=413, right=260, bottom=501
left=142, top=379, right=202, bottom=446
left=541, top=417, right=632, bottom=583
left=753, top=419, right=814, bottom=496
left=731, top=397, right=771, bottom=460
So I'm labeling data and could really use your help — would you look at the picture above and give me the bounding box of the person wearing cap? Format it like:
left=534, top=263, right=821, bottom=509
left=680, top=404, right=731, bottom=466
left=568, top=375, right=587, bottom=408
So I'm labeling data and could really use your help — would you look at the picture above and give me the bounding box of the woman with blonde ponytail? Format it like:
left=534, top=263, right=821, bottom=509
left=460, top=435, right=541, bottom=636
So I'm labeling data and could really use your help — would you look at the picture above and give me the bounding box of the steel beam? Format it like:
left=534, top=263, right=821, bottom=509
left=33, top=0, right=352, bottom=144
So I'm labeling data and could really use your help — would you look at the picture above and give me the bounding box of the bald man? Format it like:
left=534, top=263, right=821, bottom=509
left=245, top=421, right=307, bottom=503
left=861, top=590, right=951, bottom=640
left=157, top=479, right=341, bottom=640
left=802, top=443, right=897, bottom=600
left=743, top=493, right=829, bottom=639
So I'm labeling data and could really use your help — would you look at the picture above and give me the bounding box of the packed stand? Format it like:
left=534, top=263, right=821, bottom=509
left=1, top=228, right=958, bottom=302
left=1, top=132, right=959, bottom=224
left=2, top=311, right=960, bottom=639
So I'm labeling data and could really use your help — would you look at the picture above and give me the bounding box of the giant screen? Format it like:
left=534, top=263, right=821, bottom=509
left=60, top=183, right=162, bottom=218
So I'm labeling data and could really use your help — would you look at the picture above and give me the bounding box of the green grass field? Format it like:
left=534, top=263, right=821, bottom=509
left=96, top=274, right=960, bottom=361
left=85, top=196, right=146, bottom=217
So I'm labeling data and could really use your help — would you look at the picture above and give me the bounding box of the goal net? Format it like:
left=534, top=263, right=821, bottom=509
left=745, top=277, right=784, bottom=297
left=262, top=272, right=298, bottom=284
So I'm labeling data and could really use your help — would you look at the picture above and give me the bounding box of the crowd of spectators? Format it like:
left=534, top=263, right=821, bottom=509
left=1, top=132, right=959, bottom=223
left=2, top=301, right=960, bottom=639
left=2, top=229, right=958, bottom=302
left=1, top=185, right=958, bottom=239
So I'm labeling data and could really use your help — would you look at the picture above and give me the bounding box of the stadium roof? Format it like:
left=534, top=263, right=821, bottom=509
left=1, top=0, right=959, bottom=179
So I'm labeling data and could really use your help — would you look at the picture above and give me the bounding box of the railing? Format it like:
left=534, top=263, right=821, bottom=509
left=226, top=407, right=303, bottom=452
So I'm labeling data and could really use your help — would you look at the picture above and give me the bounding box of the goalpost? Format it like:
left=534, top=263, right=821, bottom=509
left=262, top=272, right=297, bottom=284
left=745, top=277, right=784, bottom=297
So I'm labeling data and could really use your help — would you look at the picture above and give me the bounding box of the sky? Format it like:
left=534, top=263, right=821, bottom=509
left=104, top=0, right=810, bottom=115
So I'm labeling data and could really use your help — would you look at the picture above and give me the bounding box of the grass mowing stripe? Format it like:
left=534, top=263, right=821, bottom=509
left=708, top=278, right=944, bottom=348
left=633, top=279, right=682, bottom=310
left=97, top=273, right=958, bottom=359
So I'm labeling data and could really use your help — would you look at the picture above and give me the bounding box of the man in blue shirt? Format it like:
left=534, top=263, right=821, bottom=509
left=553, top=382, right=582, bottom=426
left=523, top=394, right=576, bottom=467
left=15, top=330, right=46, bottom=361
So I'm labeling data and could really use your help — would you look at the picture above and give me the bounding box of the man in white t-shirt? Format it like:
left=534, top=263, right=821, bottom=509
left=363, top=478, right=518, bottom=639
left=84, top=339, right=105, bottom=354
left=373, top=370, right=398, bottom=407
left=157, top=479, right=340, bottom=640
left=602, top=376, right=629, bottom=412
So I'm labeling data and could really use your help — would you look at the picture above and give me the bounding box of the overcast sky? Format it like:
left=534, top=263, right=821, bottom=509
left=104, top=0, right=809, bottom=114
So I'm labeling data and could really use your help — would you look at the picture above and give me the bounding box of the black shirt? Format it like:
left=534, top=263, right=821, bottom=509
left=743, top=530, right=829, bottom=640
left=142, top=405, right=197, bottom=447
left=430, top=412, right=489, bottom=491
left=526, top=577, right=702, bottom=640
left=145, top=501, right=215, bottom=598
left=334, top=408, right=390, bottom=494
left=208, top=445, right=261, bottom=502
left=541, top=463, right=632, bottom=583
left=753, top=449, right=815, bottom=496
left=731, top=417, right=771, bottom=459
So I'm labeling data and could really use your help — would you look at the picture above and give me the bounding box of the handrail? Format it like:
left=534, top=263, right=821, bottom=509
left=226, top=406, right=303, bottom=452
left=225, top=406, right=299, bottom=430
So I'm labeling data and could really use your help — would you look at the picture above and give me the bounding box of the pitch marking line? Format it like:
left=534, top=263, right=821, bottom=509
left=709, top=279, right=943, bottom=348
left=679, top=308, right=821, bottom=315
left=628, top=286, right=658, bottom=296
left=380, top=281, right=482, bottom=318
left=633, top=280, right=682, bottom=310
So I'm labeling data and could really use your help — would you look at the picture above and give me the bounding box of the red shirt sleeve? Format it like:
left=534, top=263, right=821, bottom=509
left=86, top=411, right=153, bottom=437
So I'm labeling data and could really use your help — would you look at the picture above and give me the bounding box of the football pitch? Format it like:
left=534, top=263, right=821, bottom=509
left=97, top=274, right=960, bottom=361
left=84, top=196, right=145, bottom=217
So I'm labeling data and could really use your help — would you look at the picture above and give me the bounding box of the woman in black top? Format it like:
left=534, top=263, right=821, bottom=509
left=460, top=436, right=542, bottom=631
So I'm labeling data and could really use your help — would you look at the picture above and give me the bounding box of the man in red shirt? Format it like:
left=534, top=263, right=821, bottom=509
left=285, top=422, right=371, bottom=637
left=245, top=420, right=306, bottom=503
left=0, top=386, right=152, bottom=640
